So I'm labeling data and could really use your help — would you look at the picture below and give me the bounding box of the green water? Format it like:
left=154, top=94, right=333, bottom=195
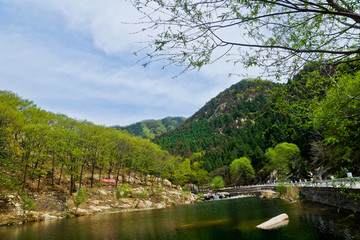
left=1, top=198, right=360, bottom=240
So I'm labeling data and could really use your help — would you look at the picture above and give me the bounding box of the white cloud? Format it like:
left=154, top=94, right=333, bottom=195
left=0, top=0, right=245, bottom=126
left=0, top=26, right=222, bottom=125
left=7, top=0, right=146, bottom=55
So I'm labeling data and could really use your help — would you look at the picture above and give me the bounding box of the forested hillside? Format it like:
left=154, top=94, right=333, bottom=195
left=113, top=117, right=186, bottom=139
left=155, top=62, right=360, bottom=183
left=154, top=80, right=296, bottom=173
left=0, top=92, right=192, bottom=193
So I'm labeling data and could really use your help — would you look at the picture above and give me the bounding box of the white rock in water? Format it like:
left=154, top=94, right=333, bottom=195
left=256, top=213, right=289, bottom=229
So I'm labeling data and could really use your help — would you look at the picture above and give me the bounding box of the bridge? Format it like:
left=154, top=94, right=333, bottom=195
left=220, top=177, right=360, bottom=212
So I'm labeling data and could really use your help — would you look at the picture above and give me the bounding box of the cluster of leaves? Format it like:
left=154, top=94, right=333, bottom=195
left=73, top=188, right=86, bottom=214
left=132, top=0, right=360, bottom=79
left=229, top=157, right=255, bottom=185
left=138, top=189, right=150, bottom=200
left=114, top=117, right=186, bottom=140
left=272, top=60, right=360, bottom=176
left=0, top=91, right=191, bottom=194
left=210, top=176, right=225, bottom=191
left=115, top=184, right=133, bottom=198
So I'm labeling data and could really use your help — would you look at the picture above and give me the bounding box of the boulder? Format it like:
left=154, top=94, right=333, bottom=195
left=99, top=190, right=108, bottom=196
left=259, top=190, right=279, bottom=199
left=256, top=213, right=289, bottom=229
left=163, top=179, right=172, bottom=187
left=155, top=202, right=166, bottom=209
left=137, top=200, right=152, bottom=209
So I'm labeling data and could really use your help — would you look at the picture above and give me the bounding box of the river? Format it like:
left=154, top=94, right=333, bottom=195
left=1, top=197, right=360, bottom=240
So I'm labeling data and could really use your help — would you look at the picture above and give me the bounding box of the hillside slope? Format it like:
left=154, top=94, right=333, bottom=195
left=114, top=117, right=186, bottom=139
left=154, top=79, right=302, bottom=173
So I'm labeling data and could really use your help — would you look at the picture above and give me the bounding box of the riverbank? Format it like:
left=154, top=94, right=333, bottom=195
left=0, top=183, right=198, bottom=226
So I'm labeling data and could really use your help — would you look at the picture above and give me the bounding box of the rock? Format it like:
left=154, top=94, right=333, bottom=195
left=163, top=179, right=172, bottom=187
left=155, top=202, right=166, bottom=209
left=217, top=192, right=230, bottom=199
left=137, top=200, right=152, bottom=209
left=74, top=208, right=89, bottom=216
left=256, top=213, right=289, bottom=229
left=260, top=190, right=279, bottom=199
left=42, top=213, right=59, bottom=220
left=176, top=185, right=182, bottom=191
left=119, top=198, right=136, bottom=208
left=92, top=200, right=100, bottom=205
left=99, top=190, right=108, bottom=196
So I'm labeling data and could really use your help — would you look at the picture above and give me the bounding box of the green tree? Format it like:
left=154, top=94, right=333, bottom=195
left=264, top=142, right=301, bottom=179
left=311, top=68, right=360, bottom=171
left=73, top=188, right=86, bottom=215
left=229, top=157, right=255, bottom=185
left=211, top=176, right=225, bottom=191
left=132, top=0, right=360, bottom=78
left=173, top=158, right=193, bottom=186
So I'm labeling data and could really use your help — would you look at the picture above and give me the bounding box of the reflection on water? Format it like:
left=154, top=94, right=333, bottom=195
left=1, top=198, right=359, bottom=240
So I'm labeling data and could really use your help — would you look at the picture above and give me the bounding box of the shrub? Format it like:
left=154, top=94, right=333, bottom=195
left=284, top=185, right=300, bottom=200
left=211, top=176, right=225, bottom=191
left=73, top=188, right=86, bottom=215
left=138, top=189, right=149, bottom=200
left=115, top=184, right=132, bottom=198
left=275, top=182, right=286, bottom=196
left=19, top=192, right=38, bottom=216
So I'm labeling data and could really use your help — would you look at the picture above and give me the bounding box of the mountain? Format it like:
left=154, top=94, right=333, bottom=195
left=154, top=79, right=303, bottom=173
left=113, top=116, right=186, bottom=139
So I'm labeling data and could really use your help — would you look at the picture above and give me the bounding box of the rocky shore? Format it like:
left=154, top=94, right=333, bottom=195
left=0, top=180, right=198, bottom=226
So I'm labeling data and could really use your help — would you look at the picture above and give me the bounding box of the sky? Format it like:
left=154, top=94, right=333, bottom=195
left=0, top=0, right=260, bottom=126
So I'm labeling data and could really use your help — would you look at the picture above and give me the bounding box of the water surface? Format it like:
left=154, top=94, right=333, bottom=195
left=1, top=198, right=359, bottom=240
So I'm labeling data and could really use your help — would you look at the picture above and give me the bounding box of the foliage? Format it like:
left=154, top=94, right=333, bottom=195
left=0, top=90, right=189, bottom=194
left=138, top=189, right=149, bottom=200
left=210, top=176, right=225, bottom=191
left=73, top=188, right=86, bottom=214
left=275, top=182, right=286, bottom=196
left=155, top=80, right=287, bottom=173
left=19, top=192, right=38, bottom=216
left=131, top=0, right=360, bottom=78
left=229, top=157, right=255, bottom=185
left=311, top=69, right=360, bottom=171
left=264, top=142, right=301, bottom=179
left=115, top=184, right=133, bottom=198
left=196, top=193, right=204, bottom=200
left=284, top=185, right=301, bottom=201
left=114, top=117, right=186, bottom=139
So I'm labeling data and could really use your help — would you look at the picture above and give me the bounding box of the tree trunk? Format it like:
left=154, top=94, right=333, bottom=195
left=79, top=164, right=84, bottom=189
left=115, top=166, right=120, bottom=188
left=99, top=167, right=102, bottom=184
left=22, top=163, right=28, bottom=190
left=91, top=163, right=95, bottom=188
left=51, top=156, right=55, bottom=186
left=128, top=169, right=131, bottom=184
left=108, top=168, right=112, bottom=179
left=70, top=165, right=74, bottom=195
left=58, top=163, right=64, bottom=185
left=37, top=175, right=41, bottom=192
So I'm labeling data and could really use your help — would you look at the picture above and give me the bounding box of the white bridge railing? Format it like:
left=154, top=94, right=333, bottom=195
left=230, top=177, right=360, bottom=190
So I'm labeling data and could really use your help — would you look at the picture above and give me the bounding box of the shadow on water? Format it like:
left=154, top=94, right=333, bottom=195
left=1, top=197, right=360, bottom=240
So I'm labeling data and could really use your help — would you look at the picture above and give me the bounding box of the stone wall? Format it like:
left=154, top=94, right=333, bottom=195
left=300, top=187, right=360, bottom=212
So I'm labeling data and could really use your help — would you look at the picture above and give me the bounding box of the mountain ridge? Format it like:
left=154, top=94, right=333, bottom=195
left=113, top=116, right=186, bottom=139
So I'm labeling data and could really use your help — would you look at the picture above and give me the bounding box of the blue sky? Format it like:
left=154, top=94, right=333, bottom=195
left=0, top=0, right=260, bottom=126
